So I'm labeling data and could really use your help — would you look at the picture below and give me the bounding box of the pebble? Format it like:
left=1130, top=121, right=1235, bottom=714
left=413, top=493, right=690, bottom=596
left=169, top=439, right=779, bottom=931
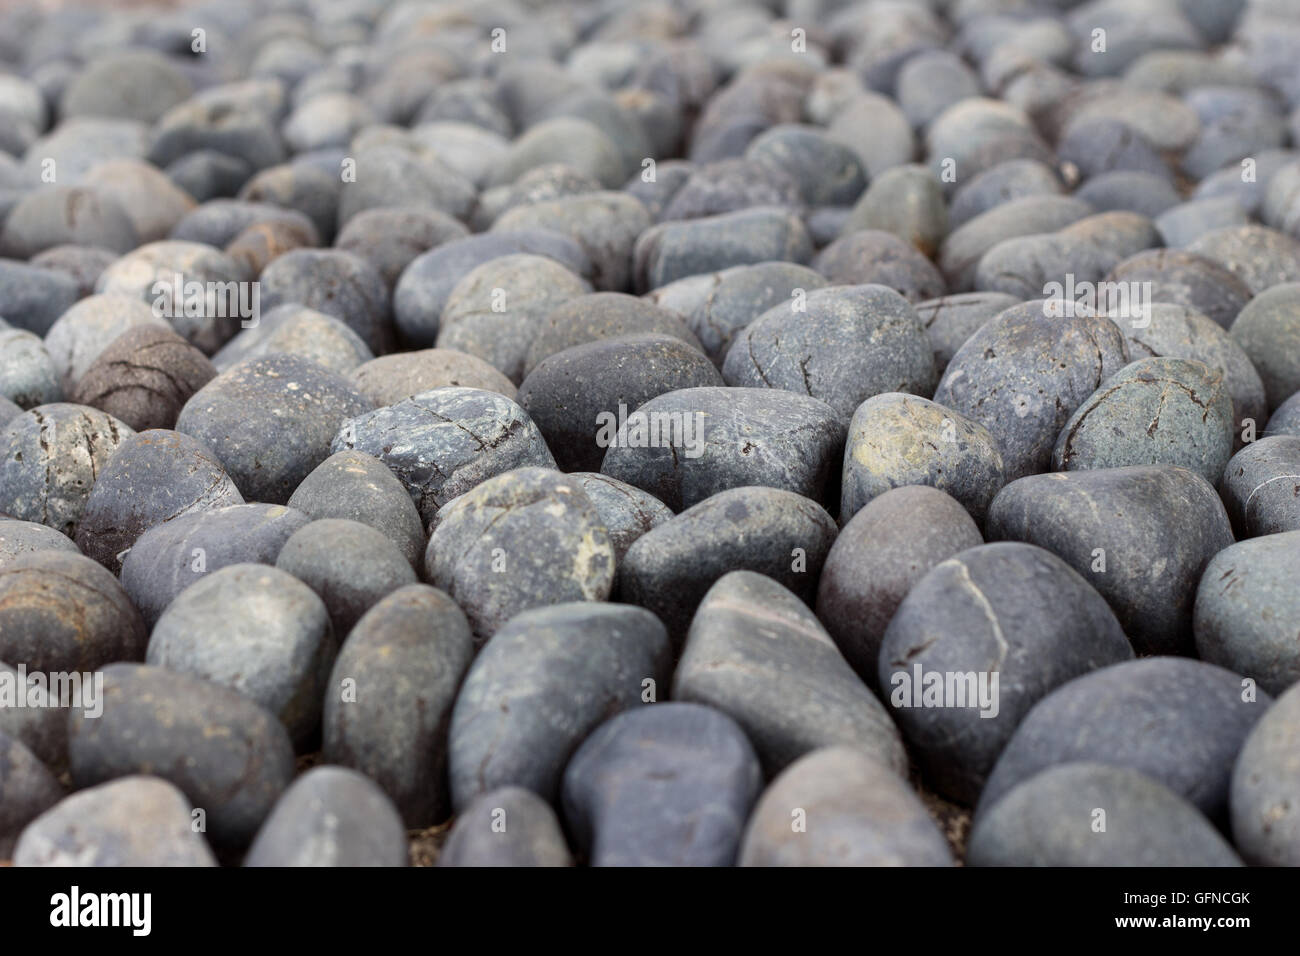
left=68, top=664, right=294, bottom=847
left=519, top=334, right=722, bottom=472
left=1074, top=170, right=1181, bottom=218
left=1230, top=282, right=1300, bottom=410
left=738, top=746, right=954, bottom=866
left=947, top=159, right=1064, bottom=230
left=1105, top=248, right=1254, bottom=330
left=933, top=302, right=1131, bottom=481
left=61, top=49, right=192, bottom=124
left=210, top=305, right=374, bottom=376
left=633, top=206, right=812, bottom=291
left=336, top=146, right=476, bottom=229
left=41, top=294, right=169, bottom=393
left=146, top=563, right=334, bottom=747
left=1221, top=436, right=1300, bottom=538
left=968, top=763, right=1241, bottom=867
left=811, top=231, right=946, bottom=302
left=600, top=386, right=845, bottom=512
left=275, top=519, right=417, bottom=638
left=350, top=349, right=516, bottom=407
left=841, top=393, right=1004, bottom=525
left=334, top=207, right=469, bottom=288
left=0, top=659, right=69, bottom=771
left=525, top=292, right=703, bottom=375
left=490, top=117, right=626, bottom=190
left=0, top=260, right=80, bottom=337
left=1266, top=391, right=1300, bottom=437
left=333, top=386, right=554, bottom=526
left=977, top=658, right=1269, bottom=822
left=913, top=292, right=1020, bottom=376
left=0, top=186, right=138, bottom=259
left=176, top=353, right=373, bottom=505
left=0, top=731, right=63, bottom=859
left=258, top=249, right=393, bottom=355
left=322, top=584, right=474, bottom=826
left=882, top=542, right=1133, bottom=803
left=1186, top=224, right=1300, bottom=296
left=0, top=327, right=61, bottom=409
left=745, top=124, right=866, bottom=207
left=1054, top=357, right=1235, bottom=483
left=28, top=246, right=117, bottom=299
left=237, top=162, right=340, bottom=245
left=659, top=158, right=801, bottom=223
left=119, top=503, right=310, bottom=628
left=243, top=766, right=407, bottom=868
left=80, top=158, right=197, bottom=244
left=988, top=465, right=1233, bottom=655
left=567, top=472, right=673, bottom=563
left=938, top=195, right=1094, bottom=291
left=448, top=602, right=670, bottom=808
left=561, top=703, right=762, bottom=867
left=169, top=200, right=318, bottom=249
left=674, top=570, right=906, bottom=776
left=1230, top=682, right=1300, bottom=866
left=424, top=468, right=615, bottom=641
left=437, top=786, right=572, bottom=867
left=14, top=776, right=216, bottom=867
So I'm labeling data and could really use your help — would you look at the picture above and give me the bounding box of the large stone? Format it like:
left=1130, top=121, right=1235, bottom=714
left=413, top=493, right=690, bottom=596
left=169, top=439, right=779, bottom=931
left=1231, top=683, right=1300, bottom=866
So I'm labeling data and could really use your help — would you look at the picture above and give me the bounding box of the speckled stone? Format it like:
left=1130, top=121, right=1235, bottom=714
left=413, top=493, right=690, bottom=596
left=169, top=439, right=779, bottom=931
left=568, top=472, right=673, bottom=563
left=42, top=294, right=170, bottom=393
left=1231, top=682, right=1300, bottom=866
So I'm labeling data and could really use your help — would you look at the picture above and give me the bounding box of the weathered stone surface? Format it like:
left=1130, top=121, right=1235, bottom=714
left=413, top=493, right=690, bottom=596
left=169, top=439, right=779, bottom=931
left=71, top=325, right=216, bottom=431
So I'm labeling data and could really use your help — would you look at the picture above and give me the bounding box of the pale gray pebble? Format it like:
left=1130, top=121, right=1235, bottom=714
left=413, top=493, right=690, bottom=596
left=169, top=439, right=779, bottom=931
left=988, top=465, right=1234, bottom=655
left=1075, top=170, right=1181, bottom=218
left=1231, top=682, right=1300, bottom=866
left=675, top=570, right=907, bottom=777
left=275, top=518, right=416, bottom=638
left=244, top=766, right=407, bottom=867
left=0, top=327, right=61, bottom=409
left=323, top=584, right=474, bottom=826
left=1230, top=282, right=1300, bottom=410
left=817, top=486, right=983, bottom=684
left=61, top=49, right=193, bottom=124
left=80, top=158, right=197, bottom=246
left=74, top=428, right=244, bottom=574
left=210, top=305, right=374, bottom=376
left=0, top=731, right=63, bottom=859
left=841, top=392, right=1005, bottom=525
left=334, top=207, right=469, bottom=288
left=562, top=702, right=762, bottom=867
left=119, top=502, right=310, bottom=627
left=1054, top=357, right=1235, bottom=484
left=913, top=292, right=1020, bottom=375
left=1220, top=436, right=1300, bottom=537
left=938, top=195, right=1094, bottom=292
left=475, top=163, right=600, bottom=230
left=350, top=349, right=516, bottom=406
left=490, top=116, right=626, bottom=190
left=448, top=602, right=670, bottom=808
left=14, top=776, right=216, bottom=867
left=177, top=354, right=373, bottom=505
left=1186, top=224, right=1300, bottom=296
left=949, top=159, right=1064, bottom=230
left=437, top=786, right=572, bottom=867
left=0, top=403, right=135, bottom=537
left=336, top=146, right=476, bottom=229
left=333, top=386, right=555, bottom=526
left=1195, top=530, right=1300, bottom=696
left=0, top=518, right=78, bottom=567
left=976, top=658, right=1269, bottom=822
left=1265, top=391, right=1300, bottom=437
left=969, top=763, right=1241, bottom=867
left=739, top=746, right=954, bottom=866
left=600, top=386, right=845, bottom=512
left=68, top=664, right=295, bottom=847
left=146, top=563, right=335, bottom=747
left=881, top=542, right=1133, bottom=803
left=424, top=468, right=615, bottom=642
left=568, top=472, right=673, bottom=563
left=1155, top=197, right=1252, bottom=248
left=0, top=186, right=138, bottom=259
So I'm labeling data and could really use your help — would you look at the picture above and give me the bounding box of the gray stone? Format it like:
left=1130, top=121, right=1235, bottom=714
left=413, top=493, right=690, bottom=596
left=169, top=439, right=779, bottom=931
left=525, top=292, right=703, bottom=376
left=840, top=164, right=947, bottom=256
left=62, top=49, right=193, bottom=124
left=1186, top=224, right=1300, bottom=296
left=841, top=393, right=1005, bottom=525
left=659, top=158, right=802, bottom=222
left=969, top=763, right=1241, bottom=866
left=738, top=746, right=954, bottom=866
left=146, top=563, right=335, bottom=746
left=350, top=349, right=516, bottom=407
left=336, top=146, right=476, bottom=228
left=334, top=207, right=469, bottom=288
left=1231, top=682, right=1300, bottom=866
left=0, top=731, right=62, bottom=859
left=437, top=786, right=572, bottom=867
left=424, top=468, right=615, bottom=642
left=80, top=158, right=197, bottom=244
left=169, top=200, right=317, bottom=249
left=29, top=246, right=118, bottom=299
left=949, top=159, right=1064, bottom=230
left=1054, top=357, right=1235, bottom=484
left=41, top=294, right=169, bottom=393
left=244, top=766, right=407, bottom=867
left=746, top=124, right=866, bottom=207
left=634, top=207, right=812, bottom=292
left=938, top=195, right=1094, bottom=291
left=600, top=386, right=845, bottom=512
left=210, top=305, right=373, bottom=377
left=568, top=472, right=673, bottom=564
left=0, top=328, right=61, bottom=409
left=177, top=354, right=373, bottom=505
left=448, top=602, right=671, bottom=808
left=323, top=584, right=474, bottom=826
left=0, top=187, right=137, bottom=259
left=1221, top=436, right=1300, bottom=537
left=0, top=260, right=79, bottom=338
left=1106, top=248, right=1254, bottom=330
left=561, top=702, right=762, bottom=867
left=332, top=387, right=555, bottom=526
left=1231, top=283, right=1300, bottom=410
left=1265, top=391, right=1300, bottom=437
left=258, top=249, right=393, bottom=355
left=674, top=570, right=907, bottom=777
left=977, top=658, right=1269, bottom=822
left=119, top=503, right=310, bottom=627
left=1156, top=198, right=1252, bottom=248
left=811, top=231, right=946, bottom=302
left=490, top=117, right=626, bottom=189
left=14, top=776, right=216, bottom=867
left=913, top=292, right=1020, bottom=376
left=1075, top=170, right=1181, bottom=218
left=68, top=664, right=295, bottom=847
left=987, top=465, right=1234, bottom=655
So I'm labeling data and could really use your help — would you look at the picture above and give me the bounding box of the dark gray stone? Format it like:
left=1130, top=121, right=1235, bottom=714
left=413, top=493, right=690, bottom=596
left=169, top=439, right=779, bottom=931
left=75, top=428, right=243, bottom=574
left=933, top=302, right=1131, bottom=481
left=561, top=702, right=762, bottom=867
left=674, top=570, right=906, bottom=777
left=568, top=472, right=673, bottom=564
left=0, top=259, right=80, bottom=337
left=323, top=584, right=474, bottom=826
left=1075, top=170, right=1181, bottom=218
left=0, top=731, right=62, bottom=858
left=1231, top=682, right=1300, bottom=866
left=634, top=207, right=812, bottom=292
left=913, top=292, right=1020, bottom=376
left=600, top=386, right=845, bottom=512
left=169, top=200, right=317, bottom=249
left=437, top=786, right=572, bottom=867
left=68, top=663, right=295, bottom=847
left=738, top=746, right=954, bottom=866
left=1265, top=391, right=1300, bottom=437
left=258, top=249, right=393, bottom=355
left=938, top=195, right=1094, bottom=291
left=746, top=124, right=866, bottom=207
left=146, top=563, right=335, bottom=747
left=424, top=468, right=615, bottom=642
left=987, top=465, right=1234, bottom=655
left=244, top=766, right=407, bottom=867
left=177, top=354, right=373, bottom=505
left=0, top=660, right=69, bottom=771
left=1231, top=283, right=1300, bottom=410
left=119, top=503, right=310, bottom=627
left=1106, top=248, right=1254, bottom=330
left=525, top=292, right=702, bottom=376
left=448, top=602, right=671, bottom=808
left=811, top=231, right=946, bottom=302
left=881, top=542, right=1133, bottom=803
left=334, top=207, right=469, bottom=288
left=1221, top=436, right=1300, bottom=538
left=332, top=386, right=554, bottom=526
left=969, top=763, right=1242, bottom=866
left=14, top=776, right=216, bottom=867
left=949, top=159, right=1064, bottom=230
left=976, top=658, right=1269, bottom=822
left=1156, top=197, right=1252, bottom=248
